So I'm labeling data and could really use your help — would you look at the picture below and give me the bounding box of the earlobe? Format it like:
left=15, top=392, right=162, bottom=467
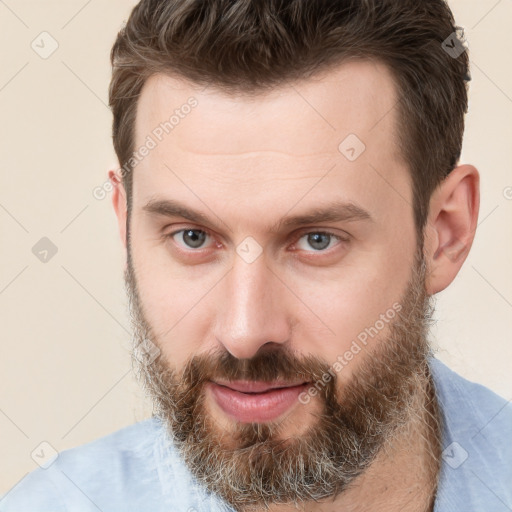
left=109, top=169, right=128, bottom=249
left=424, top=164, right=480, bottom=295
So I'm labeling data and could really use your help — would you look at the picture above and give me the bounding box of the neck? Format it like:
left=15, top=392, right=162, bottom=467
left=257, top=365, right=442, bottom=512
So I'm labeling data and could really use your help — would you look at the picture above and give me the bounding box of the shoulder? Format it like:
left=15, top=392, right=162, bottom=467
left=429, top=355, right=512, bottom=440
left=0, top=417, right=163, bottom=512
left=429, top=355, right=512, bottom=511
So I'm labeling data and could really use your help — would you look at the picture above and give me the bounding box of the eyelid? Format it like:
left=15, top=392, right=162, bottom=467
left=292, top=227, right=350, bottom=241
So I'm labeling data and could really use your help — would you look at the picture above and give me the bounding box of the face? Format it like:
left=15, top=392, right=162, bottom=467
left=122, top=60, right=435, bottom=510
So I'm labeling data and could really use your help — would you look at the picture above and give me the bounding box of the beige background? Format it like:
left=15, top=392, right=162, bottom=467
left=1, top=0, right=511, bottom=495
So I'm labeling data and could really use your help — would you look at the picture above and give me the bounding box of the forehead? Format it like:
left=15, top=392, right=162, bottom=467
left=135, top=60, right=401, bottom=156
left=131, top=59, right=411, bottom=231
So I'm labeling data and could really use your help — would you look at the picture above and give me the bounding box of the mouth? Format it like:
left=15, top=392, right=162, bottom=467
left=207, top=380, right=311, bottom=423
left=213, top=379, right=309, bottom=393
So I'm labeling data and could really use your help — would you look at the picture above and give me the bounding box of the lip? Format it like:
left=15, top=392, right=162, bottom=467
left=212, top=380, right=308, bottom=393
left=207, top=380, right=310, bottom=423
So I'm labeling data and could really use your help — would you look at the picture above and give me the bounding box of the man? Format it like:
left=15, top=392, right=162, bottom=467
left=1, top=0, right=511, bottom=511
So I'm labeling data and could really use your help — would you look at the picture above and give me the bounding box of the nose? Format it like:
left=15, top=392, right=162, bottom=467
left=213, top=251, right=292, bottom=360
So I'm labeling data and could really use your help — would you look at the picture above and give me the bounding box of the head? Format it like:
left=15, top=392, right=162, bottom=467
left=108, top=0, right=479, bottom=510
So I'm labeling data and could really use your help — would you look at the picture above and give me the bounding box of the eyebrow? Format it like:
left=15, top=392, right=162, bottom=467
left=142, top=197, right=374, bottom=232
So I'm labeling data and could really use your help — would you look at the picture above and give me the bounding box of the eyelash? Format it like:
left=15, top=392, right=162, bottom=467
left=164, top=227, right=349, bottom=255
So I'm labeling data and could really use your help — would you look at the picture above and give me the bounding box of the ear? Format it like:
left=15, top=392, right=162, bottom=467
left=423, top=164, right=480, bottom=295
left=109, top=168, right=128, bottom=249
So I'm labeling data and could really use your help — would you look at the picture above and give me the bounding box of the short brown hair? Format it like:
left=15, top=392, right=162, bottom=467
left=108, top=0, right=469, bottom=240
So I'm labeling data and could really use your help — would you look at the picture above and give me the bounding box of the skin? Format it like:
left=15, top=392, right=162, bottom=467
left=109, top=59, right=479, bottom=511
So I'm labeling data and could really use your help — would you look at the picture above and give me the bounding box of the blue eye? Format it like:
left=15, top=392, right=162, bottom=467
left=295, top=232, right=343, bottom=252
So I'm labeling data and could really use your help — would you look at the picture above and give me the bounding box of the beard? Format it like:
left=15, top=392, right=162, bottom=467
left=124, top=241, right=437, bottom=512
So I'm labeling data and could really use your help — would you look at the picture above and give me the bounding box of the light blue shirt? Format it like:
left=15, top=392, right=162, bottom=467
left=1, top=356, right=511, bottom=511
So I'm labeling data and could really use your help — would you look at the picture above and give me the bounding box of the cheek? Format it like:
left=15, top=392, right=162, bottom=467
left=130, top=241, right=216, bottom=369
left=299, top=263, right=407, bottom=380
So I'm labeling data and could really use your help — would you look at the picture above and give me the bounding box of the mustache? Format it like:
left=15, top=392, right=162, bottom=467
left=170, top=344, right=335, bottom=390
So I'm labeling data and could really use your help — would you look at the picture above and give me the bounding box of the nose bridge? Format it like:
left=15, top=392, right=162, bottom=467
left=214, top=252, right=290, bottom=359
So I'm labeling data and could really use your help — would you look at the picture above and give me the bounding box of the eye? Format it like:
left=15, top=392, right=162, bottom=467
left=293, top=231, right=347, bottom=252
left=165, top=227, right=348, bottom=255
left=169, top=228, right=213, bottom=250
